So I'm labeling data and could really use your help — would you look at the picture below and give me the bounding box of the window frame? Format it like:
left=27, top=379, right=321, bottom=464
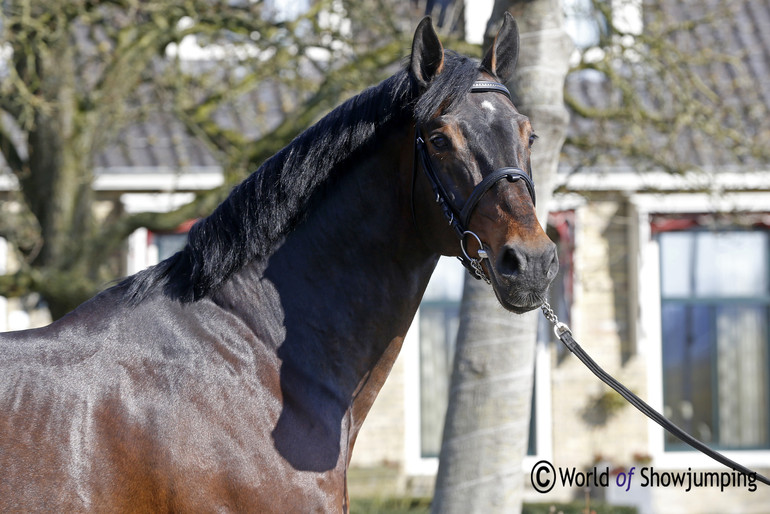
left=657, top=228, right=770, bottom=451
left=403, top=287, right=557, bottom=477
left=632, top=192, right=770, bottom=469
left=402, top=203, right=576, bottom=477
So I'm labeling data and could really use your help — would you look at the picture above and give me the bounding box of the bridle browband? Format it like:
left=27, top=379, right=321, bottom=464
left=413, top=80, right=535, bottom=282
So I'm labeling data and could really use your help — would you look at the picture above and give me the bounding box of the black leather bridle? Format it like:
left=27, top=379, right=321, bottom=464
left=413, top=80, right=535, bottom=282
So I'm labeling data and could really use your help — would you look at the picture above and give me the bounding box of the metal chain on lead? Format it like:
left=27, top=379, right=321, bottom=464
left=540, top=301, right=572, bottom=338
left=470, top=258, right=491, bottom=284
left=540, top=301, right=558, bottom=324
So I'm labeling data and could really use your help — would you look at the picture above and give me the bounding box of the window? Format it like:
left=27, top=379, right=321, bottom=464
left=153, top=232, right=188, bottom=261
left=418, top=257, right=464, bottom=458
left=417, top=212, right=573, bottom=459
left=125, top=220, right=193, bottom=276
left=417, top=258, right=544, bottom=459
left=658, top=228, right=770, bottom=451
left=0, top=237, right=7, bottom=332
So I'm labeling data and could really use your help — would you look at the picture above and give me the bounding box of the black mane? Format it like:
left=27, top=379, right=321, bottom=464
left=125, top=52, right=484, bottom=302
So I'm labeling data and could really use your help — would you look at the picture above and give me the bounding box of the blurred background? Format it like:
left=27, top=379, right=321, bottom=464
left=1, top=1, right=769, bottom=512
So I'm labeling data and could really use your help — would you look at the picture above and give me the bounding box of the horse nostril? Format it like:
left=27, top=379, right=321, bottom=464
left=498, top=245, right=523, bottom=278
left=546, top=244, right=559, bottom=280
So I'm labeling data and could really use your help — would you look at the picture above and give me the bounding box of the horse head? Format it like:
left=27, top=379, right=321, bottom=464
left=410, top=14, right=558, bottom=314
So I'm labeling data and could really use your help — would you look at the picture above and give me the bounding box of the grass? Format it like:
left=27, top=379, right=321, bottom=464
left=348, top=498, right=637, bottom=514
left=349, top=497, right=431, bottom=514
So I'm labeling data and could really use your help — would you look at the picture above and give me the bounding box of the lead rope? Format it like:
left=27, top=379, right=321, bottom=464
left=540, top=301, right=770, bottom=487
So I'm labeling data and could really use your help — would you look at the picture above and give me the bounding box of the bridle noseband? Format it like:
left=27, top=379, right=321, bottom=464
left=413, top=80, right=536, bottom=283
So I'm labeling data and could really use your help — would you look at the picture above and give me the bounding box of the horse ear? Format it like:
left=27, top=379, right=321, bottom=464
left=481, top=12, right=519, bottom=83
left=410, top=17, right=444, bottom=89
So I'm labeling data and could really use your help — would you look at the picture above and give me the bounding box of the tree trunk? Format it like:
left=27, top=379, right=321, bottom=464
left=432, top=2, right=571, bottom=512
left=432, top=279, right=539, bottom=512
left=20, top=31, right=101, bottom=318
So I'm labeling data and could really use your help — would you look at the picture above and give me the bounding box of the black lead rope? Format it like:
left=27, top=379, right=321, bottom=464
left=540, top=302, right=770, bottom=487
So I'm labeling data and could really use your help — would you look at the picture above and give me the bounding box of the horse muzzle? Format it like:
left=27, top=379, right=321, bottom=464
left=485, top=240, right=558, bottom=314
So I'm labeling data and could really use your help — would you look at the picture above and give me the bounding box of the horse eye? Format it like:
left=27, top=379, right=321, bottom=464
left=430, top=134, right=449, bottom=149
left=529, top=134, right=539, bottom=148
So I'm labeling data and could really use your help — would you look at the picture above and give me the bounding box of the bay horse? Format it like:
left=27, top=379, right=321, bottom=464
left=0, top=14, right=556, bottom=512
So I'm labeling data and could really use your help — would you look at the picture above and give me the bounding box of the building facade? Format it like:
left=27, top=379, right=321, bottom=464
left=346, top=170, right=770, bottom=512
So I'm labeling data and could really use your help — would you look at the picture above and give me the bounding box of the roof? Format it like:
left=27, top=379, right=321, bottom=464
left=562, top=0, right=770, bottom=173
left=2, top=0, right=768, bottom=187
left=94, top=80, right=287, bottom=173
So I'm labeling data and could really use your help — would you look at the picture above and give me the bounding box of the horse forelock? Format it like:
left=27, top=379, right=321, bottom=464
left=414, top=51, right=482, bottom=125
left=124, top=52, right=483, bottom=304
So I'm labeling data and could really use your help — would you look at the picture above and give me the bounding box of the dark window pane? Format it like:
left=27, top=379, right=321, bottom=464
left=662, top=303, right=715, bottom=448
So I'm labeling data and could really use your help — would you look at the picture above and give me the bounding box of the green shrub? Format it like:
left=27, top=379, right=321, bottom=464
left=349, top=497, right=637, bottom=514
left=349, top=497, right=431, bottom=514
left=523, top=501, right=638, bottom=514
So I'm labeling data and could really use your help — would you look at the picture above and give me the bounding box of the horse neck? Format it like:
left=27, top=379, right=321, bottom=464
left=223, top=128, right=437, bottom=434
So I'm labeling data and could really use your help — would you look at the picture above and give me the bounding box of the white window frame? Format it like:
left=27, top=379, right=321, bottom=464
left=0, top=236, right=7, bottom=332
left=403, top=311, right=555, bottom=477
left=631, top=191, right=770, bottom=470
left=523, top=338, right=555, bottom=468
left=122, top=192, right=201, bottom=274
left=403, top=308, right=439, bottom=477
left=403, top=229, right=560, bottom=476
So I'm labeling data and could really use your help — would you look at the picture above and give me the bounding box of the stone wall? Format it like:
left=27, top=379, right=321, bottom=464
left=551, top=197, right=649, bottom=471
